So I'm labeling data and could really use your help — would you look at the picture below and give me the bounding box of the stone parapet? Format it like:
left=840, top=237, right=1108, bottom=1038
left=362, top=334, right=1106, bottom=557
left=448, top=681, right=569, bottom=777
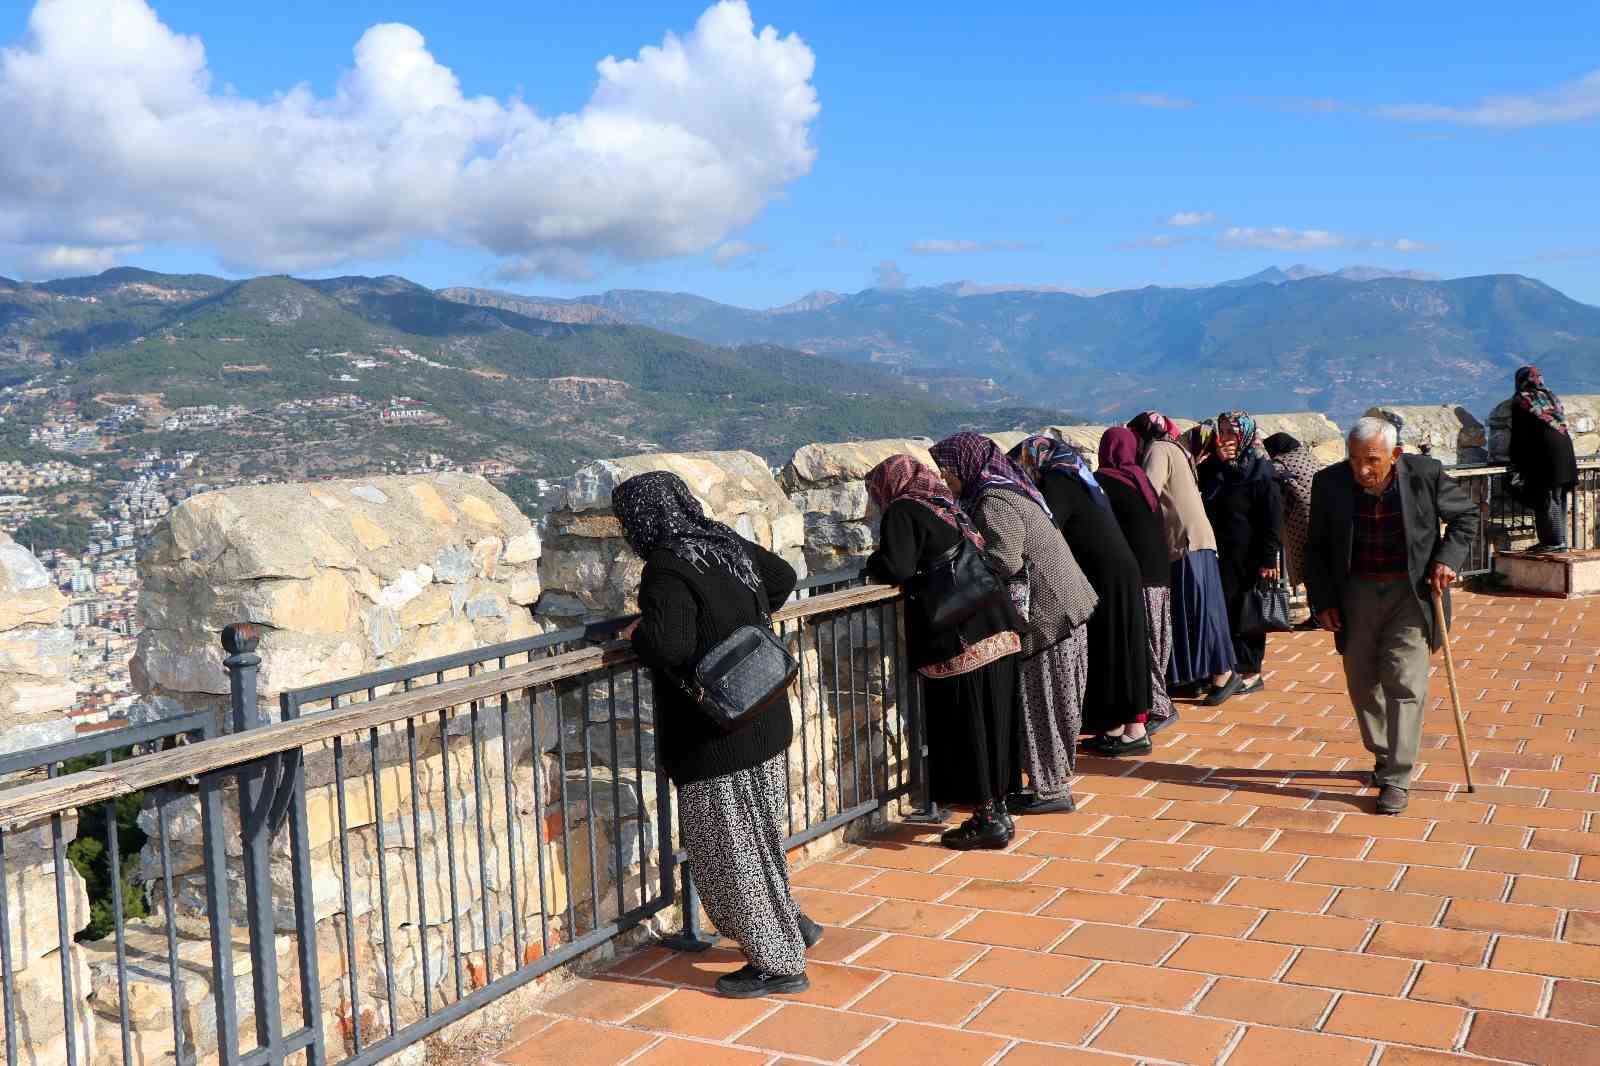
left=1365, top=404, right=1487, bottom=465
left=0, top=531, right=76, bottom=756
left=1486, top=394, right=1600, bottom=462
left=779, top=439, right=934, bottom=572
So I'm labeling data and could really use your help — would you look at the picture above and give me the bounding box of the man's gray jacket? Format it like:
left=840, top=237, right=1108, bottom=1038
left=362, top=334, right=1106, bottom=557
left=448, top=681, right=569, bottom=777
left=1304, top=454, right=1480, bottom=654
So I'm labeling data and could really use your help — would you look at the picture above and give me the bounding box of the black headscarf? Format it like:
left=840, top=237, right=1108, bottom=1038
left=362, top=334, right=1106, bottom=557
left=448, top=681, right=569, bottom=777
left=1263, top=433, right=1301, bottom=458
left=612, top=471, right=760, bottom=592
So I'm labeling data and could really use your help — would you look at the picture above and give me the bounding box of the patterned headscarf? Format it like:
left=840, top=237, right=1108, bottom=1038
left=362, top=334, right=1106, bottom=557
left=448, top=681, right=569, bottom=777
left=929, top=432, right=1052, bottom=517
left=1128, top=411, right=1183, bottom=452
left=1182, top=419, right=1217, bottom=462
left=1216, top=411, right=1263, bottom=467
left=1009, top=435, right=1109, bottom=510
left=1262, top=432, right=1301, bottom=458
left=1097, top=428, right=1160, bottom=512
left=865, top=454, right=985, bottom=549
left=611, top=471, right=760, bottom=592
left=1515, top=365, right=1569, bottom=435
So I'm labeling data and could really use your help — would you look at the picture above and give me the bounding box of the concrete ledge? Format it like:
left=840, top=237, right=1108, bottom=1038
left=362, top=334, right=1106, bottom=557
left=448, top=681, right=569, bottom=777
left=1493, top=548, right=1600, bottom=597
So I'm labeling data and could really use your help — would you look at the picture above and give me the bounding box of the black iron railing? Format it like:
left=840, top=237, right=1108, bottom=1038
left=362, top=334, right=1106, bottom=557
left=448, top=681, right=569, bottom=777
left=1446, top=460, right=1600, bottom=576
left=0, top=570, right=923, bottom=1066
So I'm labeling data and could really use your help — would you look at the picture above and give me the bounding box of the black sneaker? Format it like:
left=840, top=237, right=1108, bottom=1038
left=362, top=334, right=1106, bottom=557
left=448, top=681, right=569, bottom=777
left=797, top=912, right=824, bottom=949
left=715, top=964, right=810, bottom=999
left=1205, top=674, right=1244, bottom=706
left=1376, top=785, right=1409, bottom=815
left=1086, top=733, right=1154, bottom=757
left=941, top=811, right=1014, bottom=851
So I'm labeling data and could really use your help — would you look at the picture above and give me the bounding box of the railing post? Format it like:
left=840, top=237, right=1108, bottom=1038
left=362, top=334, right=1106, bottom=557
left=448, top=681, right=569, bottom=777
left=901, top=668, right=944, bottom=823
left=661, top=803, right=714, bottom=953
left=220, top=623, right=287, bottom=1065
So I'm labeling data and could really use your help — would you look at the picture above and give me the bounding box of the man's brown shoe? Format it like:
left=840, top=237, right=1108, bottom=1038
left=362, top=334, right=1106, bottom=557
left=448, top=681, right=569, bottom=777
left=1377, top=785, right=1408, bottom=815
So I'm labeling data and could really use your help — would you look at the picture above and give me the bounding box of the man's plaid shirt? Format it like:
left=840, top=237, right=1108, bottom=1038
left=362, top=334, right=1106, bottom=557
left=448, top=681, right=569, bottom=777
left=1351, top=471, right=1408, bottom=577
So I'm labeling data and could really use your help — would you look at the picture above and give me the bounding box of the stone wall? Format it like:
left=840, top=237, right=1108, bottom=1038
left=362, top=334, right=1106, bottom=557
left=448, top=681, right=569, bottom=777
left=0, top=537, right=96, bottom=1066
left=1366, top=405, right=1486, bottom=466
left=538, top=450, right=804, bottom=626
left=133, top=473, right=542, bottom=718
left=779, top=438, right=934, bottom=573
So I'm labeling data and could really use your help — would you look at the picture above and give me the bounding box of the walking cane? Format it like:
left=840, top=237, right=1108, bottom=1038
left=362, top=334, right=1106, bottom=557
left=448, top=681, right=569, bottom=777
left=1431, top=587, right=1476, bottom=793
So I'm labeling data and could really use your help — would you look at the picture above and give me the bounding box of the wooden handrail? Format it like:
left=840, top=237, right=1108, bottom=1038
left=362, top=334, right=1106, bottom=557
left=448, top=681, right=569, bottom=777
left=0, top=581, right=905, bottom=827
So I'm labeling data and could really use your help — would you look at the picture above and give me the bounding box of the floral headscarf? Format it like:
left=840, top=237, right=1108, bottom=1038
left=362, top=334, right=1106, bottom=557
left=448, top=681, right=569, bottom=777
left=929, top=432, right=1052, bottom=517
left=1182, top=419, right=1217, bottom=462
left=1216, top=411, right=1263, bottom=467
left=1097, top=428, right=1160, bottom=512
left=865, top=454, right=985, bottom=549
left=612, top=471, right=760, bottom=592
left=1009, top=435, right=1109, bottom=510
left=1515, top=365, right=1569, bottom=436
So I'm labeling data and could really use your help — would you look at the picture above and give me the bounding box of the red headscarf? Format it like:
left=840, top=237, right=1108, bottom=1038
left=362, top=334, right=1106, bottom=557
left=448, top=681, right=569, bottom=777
left=1097, top=428, right=1160, bottom=512
left=865, top=454, right=985, bottom=549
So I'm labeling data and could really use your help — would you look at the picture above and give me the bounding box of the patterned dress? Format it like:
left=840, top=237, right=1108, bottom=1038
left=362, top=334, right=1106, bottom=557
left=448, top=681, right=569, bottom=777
left=1272, top=446, right=1320, bottom=588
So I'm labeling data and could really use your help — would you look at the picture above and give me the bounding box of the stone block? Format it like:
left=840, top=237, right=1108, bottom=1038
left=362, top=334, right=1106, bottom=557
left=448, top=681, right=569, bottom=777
left=0, top=947, right=95, bottom=1066
left=1494, top=549, right=1600, bottom=598
left=1366, top=404, right=1486, bottom=465
left=779, top=439, right=936, bottom=490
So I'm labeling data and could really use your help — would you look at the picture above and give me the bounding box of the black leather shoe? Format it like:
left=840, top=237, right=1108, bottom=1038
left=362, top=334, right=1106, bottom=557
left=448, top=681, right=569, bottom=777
left=1205, top=674, right=1244, bottom=706
left=1086, top=733, right=1154, bottom=757
left=1146, top=710, right=1180, bottom=736
left=941, top=809, right=1015, bottom=850
left=1005, top=792, right=1076, bottom=815
left=797, top=912, right=824, bottom=949
left=1377, top=785, right=1409, bottom=815
left=715, top=964, right=810, bottom=999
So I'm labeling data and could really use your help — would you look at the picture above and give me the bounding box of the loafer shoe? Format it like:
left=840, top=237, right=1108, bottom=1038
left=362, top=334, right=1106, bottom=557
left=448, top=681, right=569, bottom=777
left=1377, top=785, right=1409, bottom=815
left=716, top=964, right=810, bottom=999
left=1205, top=674, right=1244, bottom=706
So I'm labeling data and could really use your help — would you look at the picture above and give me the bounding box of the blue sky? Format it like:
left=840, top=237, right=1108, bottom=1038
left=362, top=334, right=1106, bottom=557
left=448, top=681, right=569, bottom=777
left=2, top=0, right=1598, bottom=306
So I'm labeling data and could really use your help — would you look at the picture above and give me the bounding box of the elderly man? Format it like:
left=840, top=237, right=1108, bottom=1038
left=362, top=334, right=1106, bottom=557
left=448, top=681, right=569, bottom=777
left=1305, top=416, right=1480, bottom=814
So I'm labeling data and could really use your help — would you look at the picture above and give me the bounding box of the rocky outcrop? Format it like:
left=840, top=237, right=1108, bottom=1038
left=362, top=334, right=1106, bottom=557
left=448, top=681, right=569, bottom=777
left=779, top=439, right=934, bottom=572
left=0, top=532, right=76, bottom=756
left=134, top=473, right=542, bottom=708
left=538, top=450, right=804, bottom=624
left=1487, top=394, right=1600, bottom=462
left=1365, top=405, right=1486, bottom=465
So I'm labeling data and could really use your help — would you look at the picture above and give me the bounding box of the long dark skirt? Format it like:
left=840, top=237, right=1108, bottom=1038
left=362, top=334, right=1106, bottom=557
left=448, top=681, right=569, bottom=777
left=1081, top=562, right=1153, bottom=735
left=922, top=655, right=1018, bottom=806
left=1168, top=549, right=1235, bottom=686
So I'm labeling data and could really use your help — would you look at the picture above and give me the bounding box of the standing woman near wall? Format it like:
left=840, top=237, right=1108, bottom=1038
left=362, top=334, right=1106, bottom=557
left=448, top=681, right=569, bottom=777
left=1009, top=436, right=1154, bottom=756
left=1265, top=432, right=1319, bottom=596
left=1128, top=411, right=1236, bottom=699
left=863, top=454, right=1023, bottom=849
left=1097, top=427, right=1179, bottom=737
left=930, top=432, right=1098, bottom=815
left=1509, top=365, right=1579, bottom=552
left=1198, top=412, right=1283, bottom=704
left=613, top=472, right=821, bottom=999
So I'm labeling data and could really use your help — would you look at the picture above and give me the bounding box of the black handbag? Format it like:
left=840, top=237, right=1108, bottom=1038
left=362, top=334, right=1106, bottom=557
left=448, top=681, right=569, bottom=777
left=908, top=537, right=1009, bottom=630
left=676, top=575, right=798, bottom=730
left=1240, top=578, right=1293, bottom=636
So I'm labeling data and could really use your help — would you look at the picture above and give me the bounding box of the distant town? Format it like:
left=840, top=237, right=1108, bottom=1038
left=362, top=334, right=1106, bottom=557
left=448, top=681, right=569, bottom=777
left=0, top=377, right=569, bottom=735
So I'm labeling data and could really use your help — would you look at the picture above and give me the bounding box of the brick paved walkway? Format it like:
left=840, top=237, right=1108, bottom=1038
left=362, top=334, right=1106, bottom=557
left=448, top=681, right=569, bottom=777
left=490, top=591, right=1600, bottom=1065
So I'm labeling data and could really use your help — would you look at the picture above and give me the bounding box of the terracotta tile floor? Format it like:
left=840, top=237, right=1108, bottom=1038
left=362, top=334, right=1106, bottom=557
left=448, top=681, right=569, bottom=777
left=489, top=591, right=1600, bottom=1065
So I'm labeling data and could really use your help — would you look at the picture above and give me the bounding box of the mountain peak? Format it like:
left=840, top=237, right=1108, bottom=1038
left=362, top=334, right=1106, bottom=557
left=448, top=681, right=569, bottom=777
left=769, top=290, right=843, bottom=314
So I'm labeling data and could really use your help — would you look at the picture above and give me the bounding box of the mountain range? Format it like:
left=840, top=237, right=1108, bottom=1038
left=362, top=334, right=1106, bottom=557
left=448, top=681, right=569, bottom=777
left=437, top=265, right=1597, bottom=422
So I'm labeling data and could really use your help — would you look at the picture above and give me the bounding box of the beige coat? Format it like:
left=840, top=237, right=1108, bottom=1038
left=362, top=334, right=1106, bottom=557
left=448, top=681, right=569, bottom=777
left=1143, top=439, right=1219, bottom=561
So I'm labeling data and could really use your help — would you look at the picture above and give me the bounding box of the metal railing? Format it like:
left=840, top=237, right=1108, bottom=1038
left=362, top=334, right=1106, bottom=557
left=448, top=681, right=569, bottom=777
left=0, top=571, right=924, bottom=1066
left=1446, top=460, right=1600, bottom=576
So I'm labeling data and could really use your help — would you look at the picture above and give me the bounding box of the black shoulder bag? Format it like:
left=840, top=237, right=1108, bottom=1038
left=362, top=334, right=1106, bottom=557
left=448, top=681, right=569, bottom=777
left=676, top=572, right=799, bottom=731
left=908, top=537, right=1009, bottom=630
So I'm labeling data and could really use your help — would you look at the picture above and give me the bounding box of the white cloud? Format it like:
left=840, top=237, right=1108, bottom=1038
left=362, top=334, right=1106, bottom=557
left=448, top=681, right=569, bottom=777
left=711, top=239, right=767, bottom=267
left=1216, top=227, right=1433, bottom=254
left=0, top=0, right=820, bottom=279
left=1218, top=227, right=1348, bottom=251
left=872, top=260, right=908, bottom=289
left=1163, top=212, right=1216, bottom=228
left=1374, top=68, right=1600, bottom=128
left=907, top=239, right=1032, bottom=255
left=1116, top=92, right=1193, bottom=110
left=8, top=243, right=138, bottom=275
left=1119, top=234, right=1197, bottom=251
